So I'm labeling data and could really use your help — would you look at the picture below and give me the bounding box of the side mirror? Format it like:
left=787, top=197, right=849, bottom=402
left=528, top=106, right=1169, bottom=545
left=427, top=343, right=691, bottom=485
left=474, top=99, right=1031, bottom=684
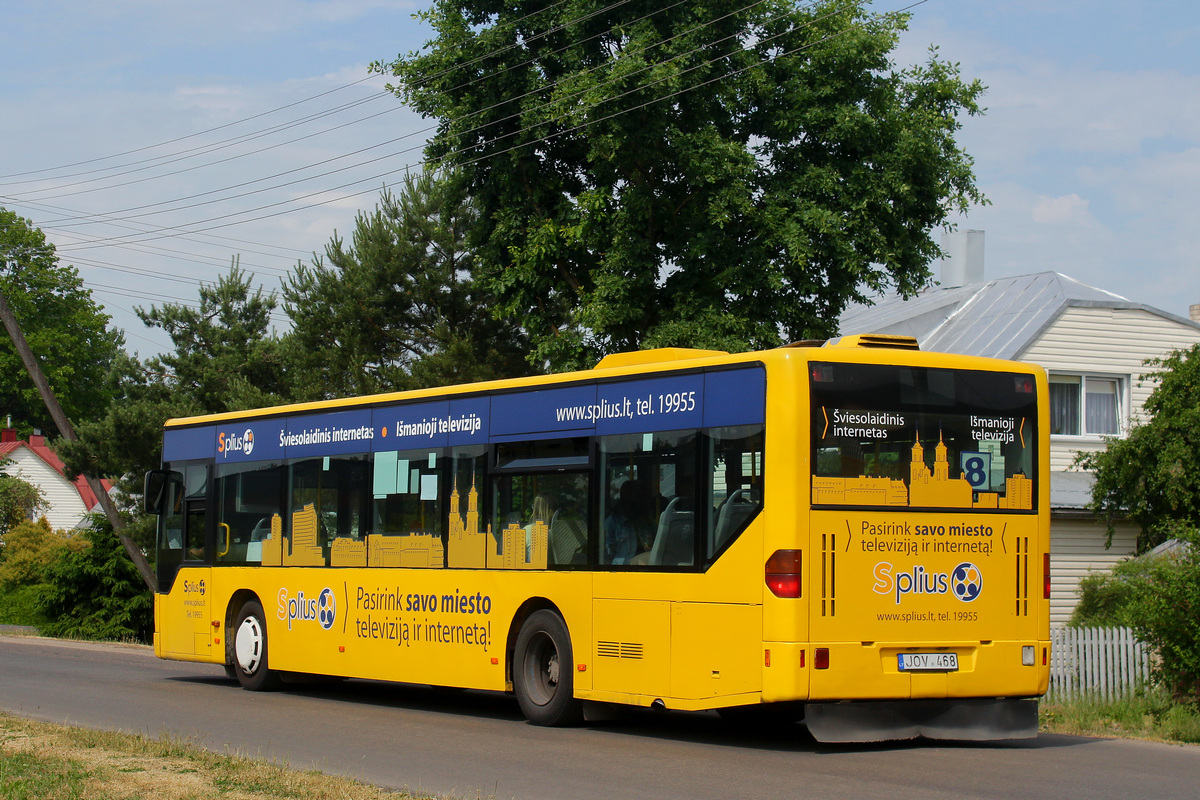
left=144, top=469, right=181, bottom=515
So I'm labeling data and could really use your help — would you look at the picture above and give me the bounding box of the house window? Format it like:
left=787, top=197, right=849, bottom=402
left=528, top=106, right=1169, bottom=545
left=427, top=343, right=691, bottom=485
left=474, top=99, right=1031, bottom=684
left=1048, top=374, right=1122, bottom=436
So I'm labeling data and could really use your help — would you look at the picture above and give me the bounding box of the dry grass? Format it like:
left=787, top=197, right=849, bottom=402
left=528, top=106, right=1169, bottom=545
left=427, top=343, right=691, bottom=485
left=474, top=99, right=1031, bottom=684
left=0, top=713, right=442, bottom=800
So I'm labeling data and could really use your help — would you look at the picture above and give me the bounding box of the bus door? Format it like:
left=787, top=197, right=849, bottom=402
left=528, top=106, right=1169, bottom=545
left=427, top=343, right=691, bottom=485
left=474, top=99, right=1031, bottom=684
left=156, top=463, right=214, bottom=659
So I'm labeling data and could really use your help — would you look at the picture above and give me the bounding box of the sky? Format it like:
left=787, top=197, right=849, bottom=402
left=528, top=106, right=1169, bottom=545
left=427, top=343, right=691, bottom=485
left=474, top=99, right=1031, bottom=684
left=1, top=0, right=1198, bottom=358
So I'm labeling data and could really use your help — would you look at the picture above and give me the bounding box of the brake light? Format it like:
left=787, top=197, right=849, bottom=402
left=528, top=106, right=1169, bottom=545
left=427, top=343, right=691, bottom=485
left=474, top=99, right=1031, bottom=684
left=814, top=648, right=830, bottom=669
left=1043, top=552, right=1051, bottom=599
left=765, top=550, right=803, bottom=598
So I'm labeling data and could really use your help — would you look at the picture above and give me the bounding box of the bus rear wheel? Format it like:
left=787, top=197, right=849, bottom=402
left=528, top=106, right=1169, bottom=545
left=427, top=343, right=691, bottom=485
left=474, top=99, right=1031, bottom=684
left=513, top=610, right=583, bottom=726
left=233, top=599, right=281, bottom=691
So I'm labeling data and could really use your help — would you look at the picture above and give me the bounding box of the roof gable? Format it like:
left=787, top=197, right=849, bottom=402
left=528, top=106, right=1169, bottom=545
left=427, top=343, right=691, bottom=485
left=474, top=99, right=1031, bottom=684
left=0, top=437, right=103, bottom=511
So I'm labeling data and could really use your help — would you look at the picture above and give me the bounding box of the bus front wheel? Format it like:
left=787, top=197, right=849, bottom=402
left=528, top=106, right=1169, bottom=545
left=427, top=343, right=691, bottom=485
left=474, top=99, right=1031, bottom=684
left=513, top=610, right=583, bottom=726
left=233, top=599, right=281, bottom=691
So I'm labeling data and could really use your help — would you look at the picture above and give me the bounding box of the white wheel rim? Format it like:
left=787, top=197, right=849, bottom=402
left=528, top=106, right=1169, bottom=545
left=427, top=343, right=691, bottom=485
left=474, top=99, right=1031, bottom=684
left=235, top=616, right=264, bottom=675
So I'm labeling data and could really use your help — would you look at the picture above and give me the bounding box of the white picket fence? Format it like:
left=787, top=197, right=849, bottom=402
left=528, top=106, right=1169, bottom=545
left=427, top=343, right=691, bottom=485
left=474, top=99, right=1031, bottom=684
left=1047, top=626, right=1151, bottom=701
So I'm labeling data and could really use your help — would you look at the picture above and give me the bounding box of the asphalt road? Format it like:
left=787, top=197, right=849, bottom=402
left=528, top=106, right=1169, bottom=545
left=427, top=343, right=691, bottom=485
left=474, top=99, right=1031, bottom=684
left=2, top=634, right=1197, bottom=800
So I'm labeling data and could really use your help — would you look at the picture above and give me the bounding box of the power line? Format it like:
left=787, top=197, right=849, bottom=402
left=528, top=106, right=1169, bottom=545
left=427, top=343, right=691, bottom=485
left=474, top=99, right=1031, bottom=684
left=0, top=74, right=383, bottom=181
left=3, top=0, right=639, bottom=199
left=53, top=0, right=851, bottom=249
left=13, top=0, right=931, bottom=333
left=7, top=92, right=392, bottom=199
left=16, top=1, right=673, bottom=224
left=87, top=282, right=291, bottom=325
left=4, top=195, right=318, bottom=260
left=47, top=0, right=800, bottom=249
left=39, top=0, right=770, bottom=230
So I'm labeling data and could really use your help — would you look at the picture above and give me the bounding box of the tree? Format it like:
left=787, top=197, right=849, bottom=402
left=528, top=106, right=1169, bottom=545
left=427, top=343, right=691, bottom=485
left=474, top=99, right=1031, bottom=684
left=1077, top=344, right=1200, bottom=552
left=283, top=169, right=534, bottom=398
left=139, top=261, right=290, bottom=414
left=0, top=208, right=122, bottom=435
left=36, top=516, right=153, bottom=643
left=0, top=517, right=81, bottom=589
left=379, top=0, right=985, bottom=369
left=1069, top=525, right=1200, bottom=700
left=59, top=264, right=292, bottom=546
left=0, top=517, right=83, bottom=627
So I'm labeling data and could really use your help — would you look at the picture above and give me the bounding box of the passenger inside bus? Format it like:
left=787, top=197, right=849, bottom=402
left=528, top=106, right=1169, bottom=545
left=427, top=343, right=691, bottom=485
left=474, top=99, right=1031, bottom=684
left=604, top=479, right=652, bottom=564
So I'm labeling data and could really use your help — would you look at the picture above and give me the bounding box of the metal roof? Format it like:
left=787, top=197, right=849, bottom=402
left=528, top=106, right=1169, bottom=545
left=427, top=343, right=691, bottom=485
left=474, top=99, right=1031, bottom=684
left=839, top=271, right=1199, bottom=360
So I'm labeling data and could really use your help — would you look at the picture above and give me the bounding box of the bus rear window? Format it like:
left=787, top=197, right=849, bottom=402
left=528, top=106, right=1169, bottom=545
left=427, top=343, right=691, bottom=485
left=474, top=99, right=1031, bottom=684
left=810, top=362, right=1037, bottom=511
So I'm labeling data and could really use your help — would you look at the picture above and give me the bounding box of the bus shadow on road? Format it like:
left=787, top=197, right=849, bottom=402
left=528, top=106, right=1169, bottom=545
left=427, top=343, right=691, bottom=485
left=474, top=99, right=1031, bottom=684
left=579, top=706, right=1097, bottom=755
left=175, top=669, right=1092, bottom=755
left=175, top=670, right=526, bottom=723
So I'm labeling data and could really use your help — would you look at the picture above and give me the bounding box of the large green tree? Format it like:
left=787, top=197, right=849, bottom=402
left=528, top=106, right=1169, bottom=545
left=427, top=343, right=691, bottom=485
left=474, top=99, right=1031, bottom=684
left=0, top=208, right=123, bottom=435
left=379, top=0, right=985, bottom=369
left=1078, top=344, right=1200, bottom=552
left=283, top=168, right=534, bottom=399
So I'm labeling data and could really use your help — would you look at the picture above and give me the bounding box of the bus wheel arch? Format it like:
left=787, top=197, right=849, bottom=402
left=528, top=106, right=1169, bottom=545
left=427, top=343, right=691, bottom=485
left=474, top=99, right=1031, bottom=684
left=223, top=589, right=258, bottom=671
left=505, top=597, right=556, bottom=685
left=230, top=595, right=281, bottom=691
left=510, top=602, right=584, bottom=726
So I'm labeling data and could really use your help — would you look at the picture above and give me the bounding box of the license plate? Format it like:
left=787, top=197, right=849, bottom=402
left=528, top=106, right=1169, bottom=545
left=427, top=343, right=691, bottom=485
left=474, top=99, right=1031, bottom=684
left=898, top=652, right=959, bottom=671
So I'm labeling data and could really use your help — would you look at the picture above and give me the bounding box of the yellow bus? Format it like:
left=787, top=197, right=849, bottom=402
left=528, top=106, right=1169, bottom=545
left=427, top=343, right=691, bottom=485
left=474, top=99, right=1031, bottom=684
left=145, top=335, right=1049, bottom=741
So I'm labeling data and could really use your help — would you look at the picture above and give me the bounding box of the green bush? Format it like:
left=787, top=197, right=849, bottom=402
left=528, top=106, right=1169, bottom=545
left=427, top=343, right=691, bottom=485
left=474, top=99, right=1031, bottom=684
left=1071, top=556, right=1169, bottom=628
left=0, top=518, right=84, bottom=627
left=1073, top=524, right=1200, bottom=700
left=0, top=584, right=47, bottom=626
left=36, top=516, right=152, bottom=643
left=0, top=518, right=85, bottom=586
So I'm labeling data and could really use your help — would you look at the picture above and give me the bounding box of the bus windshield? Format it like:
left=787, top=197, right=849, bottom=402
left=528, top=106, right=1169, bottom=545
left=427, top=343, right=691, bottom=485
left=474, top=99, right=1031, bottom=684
left=810, top=362, right=1038, bottom=511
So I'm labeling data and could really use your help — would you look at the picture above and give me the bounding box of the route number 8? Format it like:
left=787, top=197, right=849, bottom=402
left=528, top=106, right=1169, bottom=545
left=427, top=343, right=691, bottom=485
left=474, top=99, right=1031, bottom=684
left=960, top=452, right=991, bottom=489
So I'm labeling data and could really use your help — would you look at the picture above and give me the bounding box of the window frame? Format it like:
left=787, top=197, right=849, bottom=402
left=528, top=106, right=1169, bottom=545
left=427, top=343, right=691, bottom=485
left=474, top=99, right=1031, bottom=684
left=1048, top=371, right=1128, bottom=439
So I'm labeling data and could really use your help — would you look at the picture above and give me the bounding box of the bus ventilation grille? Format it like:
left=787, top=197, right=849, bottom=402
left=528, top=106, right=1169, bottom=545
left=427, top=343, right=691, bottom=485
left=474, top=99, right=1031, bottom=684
left=1015, top=536, right=1030, bottom=616
left=597, top=641, right=644, bottom=660
left=821, top=533, right=837, bottom=616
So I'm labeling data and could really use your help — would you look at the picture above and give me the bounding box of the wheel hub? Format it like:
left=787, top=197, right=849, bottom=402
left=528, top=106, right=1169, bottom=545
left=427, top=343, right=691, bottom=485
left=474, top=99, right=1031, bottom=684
left=235, top=616, right=264, bottom=674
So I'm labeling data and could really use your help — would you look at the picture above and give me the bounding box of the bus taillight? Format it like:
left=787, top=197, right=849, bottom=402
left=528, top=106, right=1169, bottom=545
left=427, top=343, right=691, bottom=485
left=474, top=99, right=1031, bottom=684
left=1043, top=552, right=1051, bottom=599
left=765, top=550, right=803, bottom=598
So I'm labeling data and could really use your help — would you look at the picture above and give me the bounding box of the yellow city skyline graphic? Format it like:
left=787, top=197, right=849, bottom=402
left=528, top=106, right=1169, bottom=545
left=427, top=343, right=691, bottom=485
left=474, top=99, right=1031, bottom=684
left=260, top=505, right=324, bottom=566
left=448, top=476, right=547, bottom=570
left=812, top=431, right=1032, bottom=510
left=259, top=477, right=547, bottom=568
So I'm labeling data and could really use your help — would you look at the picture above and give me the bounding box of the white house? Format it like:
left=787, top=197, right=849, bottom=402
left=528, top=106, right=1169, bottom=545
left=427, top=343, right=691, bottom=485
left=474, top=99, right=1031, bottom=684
left=839, top=232, right=1200, bottom=625
left=0, top=428, right=105, bottom=531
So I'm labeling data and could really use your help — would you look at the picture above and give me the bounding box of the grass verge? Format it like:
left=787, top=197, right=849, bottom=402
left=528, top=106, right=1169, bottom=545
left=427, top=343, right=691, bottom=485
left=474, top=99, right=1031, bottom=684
left=1039, top=689, right=1200, bottom=744
left=0, top=713, right=439, bottom=800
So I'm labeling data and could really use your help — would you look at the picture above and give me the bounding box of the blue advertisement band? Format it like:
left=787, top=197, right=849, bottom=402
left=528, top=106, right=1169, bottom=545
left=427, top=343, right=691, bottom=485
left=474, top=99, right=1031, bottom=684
left=164, top=365, right=765, bottom=463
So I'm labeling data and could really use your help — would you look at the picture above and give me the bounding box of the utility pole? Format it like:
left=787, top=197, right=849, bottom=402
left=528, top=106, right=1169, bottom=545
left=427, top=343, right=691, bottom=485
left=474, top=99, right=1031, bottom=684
left=0, top=289, right=155, bottom=591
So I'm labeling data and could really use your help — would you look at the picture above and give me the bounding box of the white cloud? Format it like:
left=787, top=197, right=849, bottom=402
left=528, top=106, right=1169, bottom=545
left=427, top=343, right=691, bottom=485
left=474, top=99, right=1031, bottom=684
left=1030, top=194, right=1095, bottom=226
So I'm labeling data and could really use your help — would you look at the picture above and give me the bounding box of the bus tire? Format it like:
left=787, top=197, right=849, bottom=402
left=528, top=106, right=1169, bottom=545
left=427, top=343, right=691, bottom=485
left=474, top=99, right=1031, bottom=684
left=513, top=609, right=583, bottom=726
left=233, top=599, right=281, bottom=691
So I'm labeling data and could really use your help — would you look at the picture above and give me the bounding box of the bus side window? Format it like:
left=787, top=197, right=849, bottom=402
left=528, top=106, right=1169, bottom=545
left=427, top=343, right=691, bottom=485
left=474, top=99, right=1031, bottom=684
left=707, top=425, right=764, bottom=561
left=214, top=462, right=285, bottom=566
left=369, top=450, right=445, bottom=568
left=491, top=472, right=588, bottom=569
left=601, top=430, right=698, bottom=568
left=446, top=446, right=488, bottom=569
